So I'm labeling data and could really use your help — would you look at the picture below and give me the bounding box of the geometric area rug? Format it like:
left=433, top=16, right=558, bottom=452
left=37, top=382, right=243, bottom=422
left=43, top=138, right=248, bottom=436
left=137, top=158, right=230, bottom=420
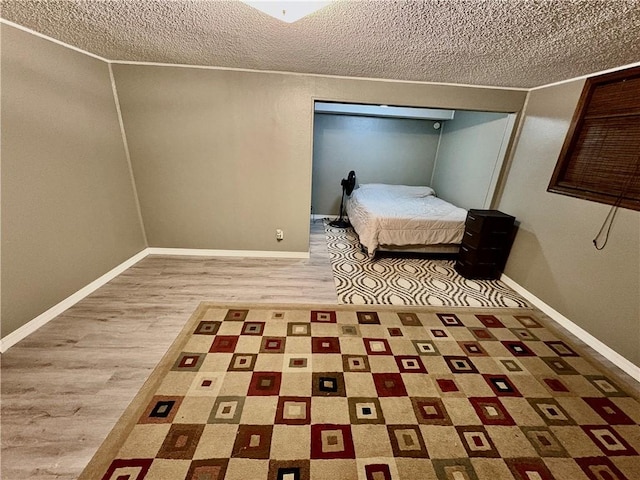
left=80, top=303, right=640, bottom=480
left=324, top=221, right=530, bottom=308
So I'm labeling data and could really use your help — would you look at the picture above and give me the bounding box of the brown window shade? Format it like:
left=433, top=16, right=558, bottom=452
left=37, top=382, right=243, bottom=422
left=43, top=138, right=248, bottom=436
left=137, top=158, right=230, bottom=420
left=548, top=65, right=640, bottom=211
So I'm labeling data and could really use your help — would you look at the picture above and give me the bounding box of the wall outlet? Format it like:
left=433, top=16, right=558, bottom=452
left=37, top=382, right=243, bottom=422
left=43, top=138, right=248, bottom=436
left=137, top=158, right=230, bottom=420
left=276, top=229, right=284, bottom=241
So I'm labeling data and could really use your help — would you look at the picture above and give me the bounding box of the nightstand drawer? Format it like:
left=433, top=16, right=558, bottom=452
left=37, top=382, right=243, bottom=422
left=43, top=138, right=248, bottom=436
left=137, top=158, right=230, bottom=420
left=466, top=209, right=515, bottom=234
left=462, top=229, right=509, bottom=249
left=465, top=212, right=486, bottom=233
left=459, top=244, right=503, bottom=264
left=454, top=260, right=500, bottom=280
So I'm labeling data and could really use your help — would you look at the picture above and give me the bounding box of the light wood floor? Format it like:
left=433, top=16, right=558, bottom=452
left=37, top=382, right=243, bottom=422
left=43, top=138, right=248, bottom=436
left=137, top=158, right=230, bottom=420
left=1, top=222, right=336, bottom=480
left=1, top=221, right=637, bottom=479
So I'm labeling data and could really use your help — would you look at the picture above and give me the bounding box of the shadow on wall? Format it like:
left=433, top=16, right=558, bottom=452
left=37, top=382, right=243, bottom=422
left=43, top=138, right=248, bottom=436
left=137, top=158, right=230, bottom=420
left=504, top=227, right=565, bottom=310
left=311, top=114, right=442, bottom=216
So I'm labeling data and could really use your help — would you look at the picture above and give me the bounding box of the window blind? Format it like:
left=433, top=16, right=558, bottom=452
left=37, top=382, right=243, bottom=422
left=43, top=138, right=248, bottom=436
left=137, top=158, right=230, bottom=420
left=548, top=66, right=640, bottom=211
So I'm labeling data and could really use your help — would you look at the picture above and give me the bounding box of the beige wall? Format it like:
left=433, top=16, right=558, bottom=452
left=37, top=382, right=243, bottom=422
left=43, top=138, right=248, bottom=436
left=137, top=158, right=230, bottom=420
left=111, top=65, right=316, bottom=251
left=312, top=114, right=441, bottom=216
left=311, top=76, right=527, bottom=113
left=1, top=25, right=146, bottom=337
left=498, top=80, right=640, bottom=365
left=112, top=64, right=526, bottom=251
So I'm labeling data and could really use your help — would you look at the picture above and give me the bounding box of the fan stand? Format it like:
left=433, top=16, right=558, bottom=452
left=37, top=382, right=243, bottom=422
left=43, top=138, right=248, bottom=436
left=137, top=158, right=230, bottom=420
left=329, top=187, right=350, bottom=228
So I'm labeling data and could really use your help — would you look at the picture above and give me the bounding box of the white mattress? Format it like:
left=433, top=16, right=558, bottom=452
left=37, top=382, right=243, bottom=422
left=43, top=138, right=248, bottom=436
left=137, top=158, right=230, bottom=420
left=345, top=183, right=467, bottom=256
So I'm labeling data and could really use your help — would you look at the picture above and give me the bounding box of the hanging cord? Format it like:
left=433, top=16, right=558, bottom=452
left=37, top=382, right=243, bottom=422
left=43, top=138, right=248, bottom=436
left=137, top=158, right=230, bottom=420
left=592, top=205, right=620, bottom=250
left=592, top=156, right=640, bottom=250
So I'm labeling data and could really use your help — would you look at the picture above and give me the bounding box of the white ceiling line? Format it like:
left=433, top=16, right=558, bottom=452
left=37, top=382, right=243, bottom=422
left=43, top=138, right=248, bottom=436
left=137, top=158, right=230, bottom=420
left=5, top=17, right=636, bottom=93
left=109, top=59, right=529, bottom=92
left=529, top=59, right=640, bottom=91
left=0, top=18, right=110, bottom=63
left=0, top=18, right=527, bottom=92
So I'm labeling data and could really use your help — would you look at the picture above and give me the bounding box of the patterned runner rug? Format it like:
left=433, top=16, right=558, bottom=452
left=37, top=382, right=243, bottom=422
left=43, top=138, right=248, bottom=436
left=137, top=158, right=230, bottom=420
left=82, top=303, right=640, bottom=480
left=324, top=222, right=529, bottom=308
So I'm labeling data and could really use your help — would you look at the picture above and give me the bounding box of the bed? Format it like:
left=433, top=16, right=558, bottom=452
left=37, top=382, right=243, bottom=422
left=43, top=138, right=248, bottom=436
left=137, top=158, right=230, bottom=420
left=345, top=183, right=467, bottom=257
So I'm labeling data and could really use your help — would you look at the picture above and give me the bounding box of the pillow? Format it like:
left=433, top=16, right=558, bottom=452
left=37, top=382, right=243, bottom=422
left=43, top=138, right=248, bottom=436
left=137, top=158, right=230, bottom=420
left=398, top=185, right=436, bottom=197
left=361, top=183, right=435, bottom=198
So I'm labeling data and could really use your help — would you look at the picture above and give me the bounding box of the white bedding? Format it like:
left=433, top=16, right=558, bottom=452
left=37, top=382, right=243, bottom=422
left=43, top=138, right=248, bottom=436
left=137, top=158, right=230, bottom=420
left=345, top=183, right=467, bottom=256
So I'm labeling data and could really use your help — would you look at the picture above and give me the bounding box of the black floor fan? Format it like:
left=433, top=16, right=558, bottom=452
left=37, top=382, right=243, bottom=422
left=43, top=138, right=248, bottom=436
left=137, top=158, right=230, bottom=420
left=329, top=170, right=356, bottom=228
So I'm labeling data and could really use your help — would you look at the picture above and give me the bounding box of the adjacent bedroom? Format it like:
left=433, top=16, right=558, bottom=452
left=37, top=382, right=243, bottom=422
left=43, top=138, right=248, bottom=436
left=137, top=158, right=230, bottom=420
left=311, top=101, right=524, bottom=305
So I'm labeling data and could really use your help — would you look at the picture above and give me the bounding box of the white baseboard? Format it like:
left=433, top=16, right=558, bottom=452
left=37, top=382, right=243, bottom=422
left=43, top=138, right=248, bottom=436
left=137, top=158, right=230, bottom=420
left=501, top=274, right=640, bottom=381
left=0, top=249, right=149, bottom=353
left=0, top=246, right=311, bottom=352
left=147, top=247, right=309, bottom=259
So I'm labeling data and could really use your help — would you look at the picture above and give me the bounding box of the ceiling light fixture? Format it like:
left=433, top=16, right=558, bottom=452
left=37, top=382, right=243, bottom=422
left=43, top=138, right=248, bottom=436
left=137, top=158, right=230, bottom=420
left=241, top=1, right=332, bottom=23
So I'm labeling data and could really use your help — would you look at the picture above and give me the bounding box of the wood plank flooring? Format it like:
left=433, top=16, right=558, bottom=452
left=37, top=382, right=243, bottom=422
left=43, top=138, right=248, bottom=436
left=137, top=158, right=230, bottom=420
left=1, top=222, right=336, bottom=480
left=1, top=221, right=637, bottom=479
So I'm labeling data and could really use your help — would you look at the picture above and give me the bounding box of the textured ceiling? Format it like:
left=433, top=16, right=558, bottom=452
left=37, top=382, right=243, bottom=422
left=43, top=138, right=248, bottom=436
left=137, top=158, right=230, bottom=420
left=2, top=0, right=640, bottom=88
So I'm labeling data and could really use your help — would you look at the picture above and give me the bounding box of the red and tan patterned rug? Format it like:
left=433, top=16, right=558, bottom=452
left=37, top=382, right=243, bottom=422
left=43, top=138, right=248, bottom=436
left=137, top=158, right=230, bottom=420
left=80, top=303, right=640, bottom=480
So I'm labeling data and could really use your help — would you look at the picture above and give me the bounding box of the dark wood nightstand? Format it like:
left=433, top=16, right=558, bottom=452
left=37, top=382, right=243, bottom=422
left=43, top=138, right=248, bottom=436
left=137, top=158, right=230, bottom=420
left=455, top=209, right=516, bottom=280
